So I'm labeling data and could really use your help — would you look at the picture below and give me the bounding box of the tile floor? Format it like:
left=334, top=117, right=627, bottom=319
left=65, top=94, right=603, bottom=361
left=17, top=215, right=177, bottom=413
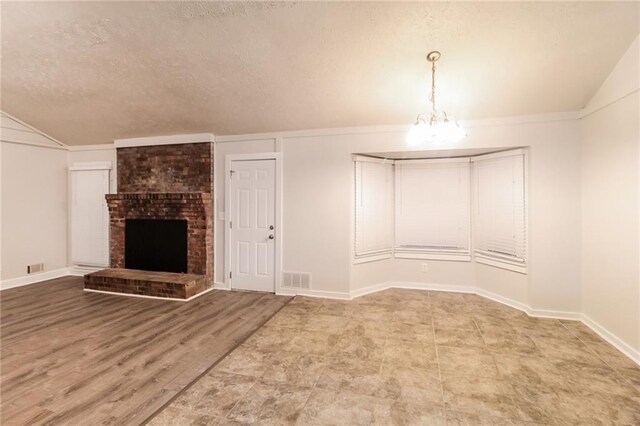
left=150, top=289, right=640, bottom=425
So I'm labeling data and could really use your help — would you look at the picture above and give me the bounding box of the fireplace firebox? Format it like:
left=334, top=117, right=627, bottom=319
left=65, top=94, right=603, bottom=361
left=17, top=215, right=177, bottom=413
left=125, top=219, right=188, bottom=273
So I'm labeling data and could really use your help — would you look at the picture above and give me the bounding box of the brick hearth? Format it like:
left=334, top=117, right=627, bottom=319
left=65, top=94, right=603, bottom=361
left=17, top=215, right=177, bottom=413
left=85, top=268, right=208, bottom=299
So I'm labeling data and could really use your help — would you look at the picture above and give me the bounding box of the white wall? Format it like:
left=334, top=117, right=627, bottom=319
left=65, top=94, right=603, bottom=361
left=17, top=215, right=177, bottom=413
left=0, top=142, right=69, bottom=281
left=213, top=115, right=582, bottom=314
left=580, top=35, right=640, bottom=354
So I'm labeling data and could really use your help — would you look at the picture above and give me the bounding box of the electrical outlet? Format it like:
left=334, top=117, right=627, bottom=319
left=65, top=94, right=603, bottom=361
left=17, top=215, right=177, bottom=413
left=421, top=263, right=429, bottom=273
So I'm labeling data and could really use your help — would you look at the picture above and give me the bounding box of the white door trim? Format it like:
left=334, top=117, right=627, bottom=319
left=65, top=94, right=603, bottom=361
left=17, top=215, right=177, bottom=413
left=224, top=152, right=283, bottom=293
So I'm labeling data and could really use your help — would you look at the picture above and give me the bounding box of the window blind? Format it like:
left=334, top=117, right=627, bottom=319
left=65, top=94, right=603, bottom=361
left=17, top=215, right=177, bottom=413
left=395, top=160, right=470, bottom=253
left=354, top=159, right=394, bottom=256
left=473, top=151, right=527, bottom=264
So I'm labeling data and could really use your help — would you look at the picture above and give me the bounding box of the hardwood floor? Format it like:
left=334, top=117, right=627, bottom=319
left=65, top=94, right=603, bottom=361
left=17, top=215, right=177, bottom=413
left=0, top=276, right=290, bottom=425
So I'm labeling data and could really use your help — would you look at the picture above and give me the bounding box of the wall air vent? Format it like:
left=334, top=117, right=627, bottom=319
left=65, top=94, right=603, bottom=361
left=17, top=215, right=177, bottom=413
left=27, top=263, right=44, bottom=274
left=282, top=271, right=311, bottom=289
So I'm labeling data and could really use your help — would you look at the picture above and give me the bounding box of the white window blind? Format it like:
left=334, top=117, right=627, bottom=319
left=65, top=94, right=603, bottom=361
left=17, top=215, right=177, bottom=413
left=473, top=151, right=527, bottom=267
left=395, top=159, right=470, bottom=255
left=354, top=158, right=394, bottom=257
left=71, top=164, right=111, bottom=267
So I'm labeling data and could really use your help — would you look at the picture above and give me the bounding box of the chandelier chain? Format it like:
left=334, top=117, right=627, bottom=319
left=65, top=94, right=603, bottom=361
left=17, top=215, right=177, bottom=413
left=430, top=60, right=437, bottom=116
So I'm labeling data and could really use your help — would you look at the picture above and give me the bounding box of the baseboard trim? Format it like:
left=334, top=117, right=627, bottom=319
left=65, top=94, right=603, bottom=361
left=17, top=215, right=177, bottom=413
left=278, top=288, right=351, bottom=300
left=0, top=268, right=71, bottom=290
left=67, top=265, right=106, bottom=276
left=581, top=314, right=640, bottom=365
left=83, top=286, right=216, bottom=302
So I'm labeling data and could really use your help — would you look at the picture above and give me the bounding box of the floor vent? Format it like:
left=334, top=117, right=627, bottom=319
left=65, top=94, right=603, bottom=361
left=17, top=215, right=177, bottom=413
left=282, top=271, right=311, bottom=289
left=27, top=263, right=44, bottom=274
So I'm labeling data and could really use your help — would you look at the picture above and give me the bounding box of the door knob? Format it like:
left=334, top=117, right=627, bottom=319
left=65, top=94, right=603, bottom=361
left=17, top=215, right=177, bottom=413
left=269, top=225, right=274, bottom=230
left=268, top=234, right=275, bottom=240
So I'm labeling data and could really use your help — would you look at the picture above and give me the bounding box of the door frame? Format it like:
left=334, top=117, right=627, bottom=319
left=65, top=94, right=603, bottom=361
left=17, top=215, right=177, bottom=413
left=224, top=152, right=283, bottom=293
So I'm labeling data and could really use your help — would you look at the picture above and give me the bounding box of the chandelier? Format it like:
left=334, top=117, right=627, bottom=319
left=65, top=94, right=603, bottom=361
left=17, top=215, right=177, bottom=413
left=407, top=51, right=466, bottom=145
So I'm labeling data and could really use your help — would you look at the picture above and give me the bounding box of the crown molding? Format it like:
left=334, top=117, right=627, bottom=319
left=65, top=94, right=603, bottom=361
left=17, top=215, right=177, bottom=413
left=114, top=133, right=215, bottom=148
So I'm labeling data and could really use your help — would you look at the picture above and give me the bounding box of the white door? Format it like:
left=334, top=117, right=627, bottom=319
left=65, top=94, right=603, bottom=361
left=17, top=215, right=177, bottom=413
left=229, top=159, right=276, bottom=292
left=70, top=167, right=110, bottom=267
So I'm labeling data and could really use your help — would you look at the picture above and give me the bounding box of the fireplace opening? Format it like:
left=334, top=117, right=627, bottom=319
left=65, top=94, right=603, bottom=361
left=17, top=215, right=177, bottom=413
left=125, top=219, right=188, bottom=273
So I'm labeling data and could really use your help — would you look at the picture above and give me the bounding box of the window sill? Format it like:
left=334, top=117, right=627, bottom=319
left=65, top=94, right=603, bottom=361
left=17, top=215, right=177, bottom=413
left=394, top=251, right=471, bottom=262
left=353, top=252, right=392, bottom=264
left=475, top=253, right=527, bottom=274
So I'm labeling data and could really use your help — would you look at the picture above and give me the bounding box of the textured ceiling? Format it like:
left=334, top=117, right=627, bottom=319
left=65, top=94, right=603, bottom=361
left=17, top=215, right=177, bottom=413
left=1, top=1, right=638, bottom=145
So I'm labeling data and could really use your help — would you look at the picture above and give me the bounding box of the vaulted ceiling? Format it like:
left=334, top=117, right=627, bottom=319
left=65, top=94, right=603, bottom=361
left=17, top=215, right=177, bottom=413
left=1, top=1, right=638, bottom=145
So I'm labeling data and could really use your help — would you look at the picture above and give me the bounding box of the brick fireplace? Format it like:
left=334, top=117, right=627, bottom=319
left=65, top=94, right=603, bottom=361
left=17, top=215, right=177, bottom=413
left=85, top=142, right=214, bottom=299
left=105, top=192, right=213, bottom=281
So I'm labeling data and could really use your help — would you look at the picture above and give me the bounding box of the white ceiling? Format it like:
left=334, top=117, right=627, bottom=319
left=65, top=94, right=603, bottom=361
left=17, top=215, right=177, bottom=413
left=1, top=1, right=638, bottom=145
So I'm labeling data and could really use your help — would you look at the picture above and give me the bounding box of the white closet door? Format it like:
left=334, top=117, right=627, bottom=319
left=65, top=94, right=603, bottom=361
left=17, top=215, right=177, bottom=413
left=71, top=166, right=110, bottom=267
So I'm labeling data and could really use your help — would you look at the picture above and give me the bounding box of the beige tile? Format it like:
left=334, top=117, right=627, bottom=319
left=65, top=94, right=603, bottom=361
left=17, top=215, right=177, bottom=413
left=151, top=289, right=640, bottom=426
left=432, top=313, right=477, bottom=331
left=264, top=311, right=309, bottom=329
left=302, top=313, right=350, bottom=334
left=215, top=346, right=271, bottom=378
left=496, top=354, right=571, bottom=391
left=532, top=335, right=603, bottom=364
left=473, top=314, right=517, bottom=334
left=170, top=371, right=256, bottom=418
left=509, top=382, right=563, bottom=425
left=350, top=303, right=396, bottom=322
left=386, top=321, right=435, bottom=344
left=584, top=339, right=639, bottom=370
left=287, top=296, right=324, bottom=312
left=508, top=317, right=575, bottom=339
left=387, top=400, right=447, bottom=426
left=429, top=292, right=468, bottom=304
left=430, top=301, right=468, bottom=315
left=559, top=320, right=603, bottom=343
left=383, top=339, right=437, bottom=369
left=512, top=382, right=640, bottom=425
left=283, top=330, right=340, bottom=356
left=552, top=361, right=637, bottom=397
left=326, top=351, right=383, bottom=374
left=380, top=364, right=443, bottom=404
left=343, top=317, right=390, bottom=339
left=617, top=364, right=640, bottom=391
left=480, top=330, right=540, bottom=356
left=316, top=364, right=397, bottom=400
left=445, top=409, right=540, bottom=425
left=438, top=346, right=500, bottom=379
left=260, top=351, right=326, bottom=388
left=148, top=405, right=222, bottom=426
left=226, top=381, right=311, bottom=424
left=331, top=334, right=386, bottom=362
left=434, top=327, right=485, bottom=348
left=242, top=325, right=295, bottom=352
left=316, top=299, right=353, bottom=317
left=442, top=376, right=526, bottom=420
left=296, top=389, right=390, bottom=426
left=392, top=309, right=433, bottom=325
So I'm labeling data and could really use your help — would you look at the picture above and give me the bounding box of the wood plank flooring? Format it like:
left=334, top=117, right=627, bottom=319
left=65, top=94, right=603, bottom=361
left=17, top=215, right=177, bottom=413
left=0, top=276, right=290, bottom=425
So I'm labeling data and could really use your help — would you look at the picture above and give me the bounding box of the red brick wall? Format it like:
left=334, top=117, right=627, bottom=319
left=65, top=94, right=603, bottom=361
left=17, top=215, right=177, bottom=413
left=117, top=143, right=213, bottom=193
left=106, top=193, right=213, bottom=282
